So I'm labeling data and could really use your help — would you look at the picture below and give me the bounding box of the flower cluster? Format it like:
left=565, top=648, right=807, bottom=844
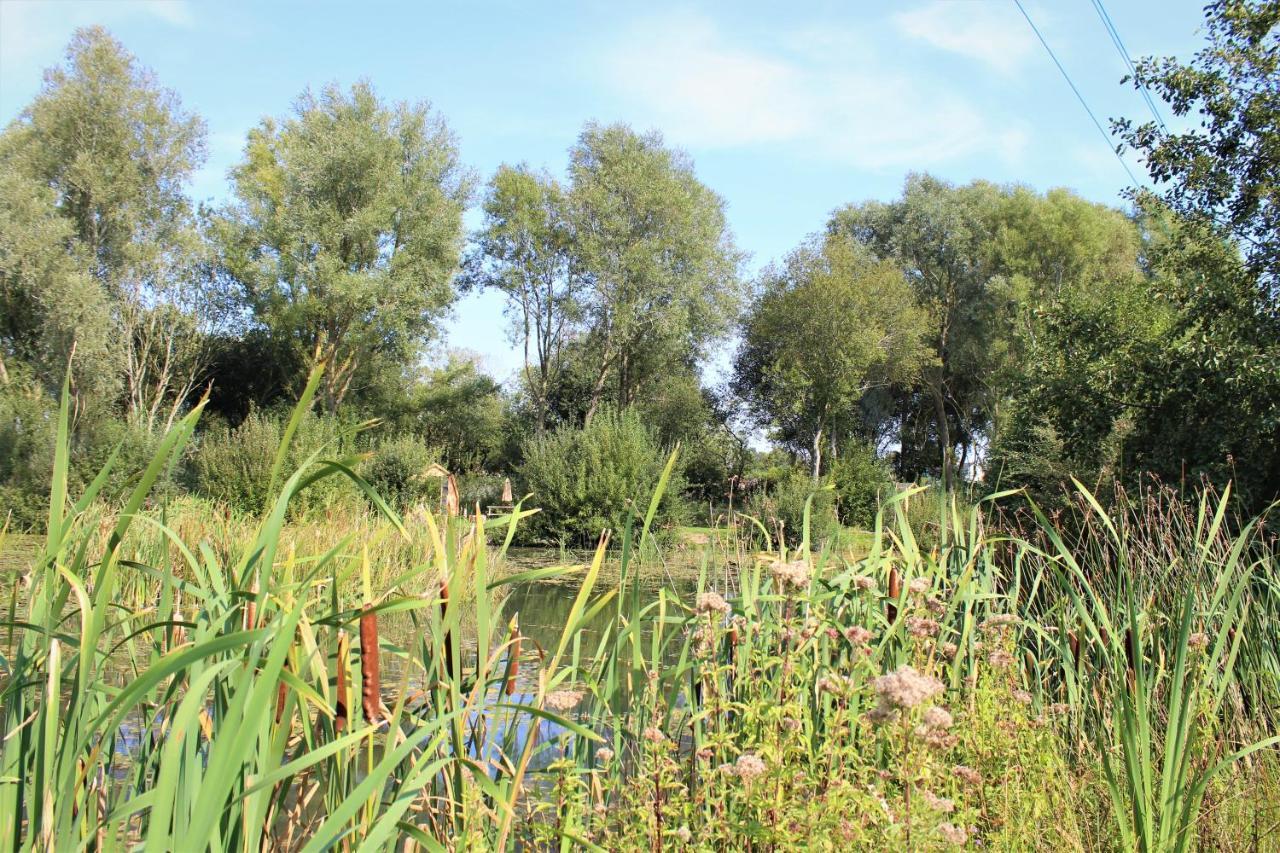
left=981, top=613, right=1020, bottom=632
left=696, top=591, right=731, bottom=616
left=908, top=577, right=932, bottom=595
left=915, top=704, right=957, bottom=748
left=938, top=822, right=968, bottom=845
left=844, top=625, right=875, bottom=646
left=733, top=753, right=767, bottom=782
left=906, top=616, right=941, bottom=638
left=771, top=559, right=811, bottom=589
left=987, top=649, right=1015, bottom=668
left=867, top=665, right=945, bottom=726
left=873, top=665, right=945, bottom=709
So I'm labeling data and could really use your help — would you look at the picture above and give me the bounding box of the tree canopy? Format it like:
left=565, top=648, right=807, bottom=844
left=216, top=81, right=473, bottom=412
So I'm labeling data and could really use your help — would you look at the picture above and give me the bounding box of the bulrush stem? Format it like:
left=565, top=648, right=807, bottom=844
left=360, top=605, right=381, bottom=725
left=244, top=575, right=259, bottom=631
left=902, top=719, right=912, bottom=849
left=275, top=666, right=289, bottom=724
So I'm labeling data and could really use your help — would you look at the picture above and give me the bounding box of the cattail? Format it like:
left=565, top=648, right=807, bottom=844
left=275, top=668, right=289, bottom=724
left=95, top=767, right=107, bottom=851
left=503, top=615, right=522, bottom=696
left=886, top=566, right=902, bottom=623
left=243, top=575, right=259, bottom=632
left=360, top=607, right=381, bottom=725
left=1067, top=630, right=1080, bottom=668
left=334, top=630, right=350, bottom=733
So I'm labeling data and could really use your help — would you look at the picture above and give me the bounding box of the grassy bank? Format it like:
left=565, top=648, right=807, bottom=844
left=2, top=378, right=1278, bottom=850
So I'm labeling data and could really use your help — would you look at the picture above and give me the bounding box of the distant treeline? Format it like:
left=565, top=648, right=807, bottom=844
left=3, top=6, right=1278, bottom=537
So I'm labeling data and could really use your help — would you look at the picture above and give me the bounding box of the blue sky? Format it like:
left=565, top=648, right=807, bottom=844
left=0, top=0, right=1209, bottom=383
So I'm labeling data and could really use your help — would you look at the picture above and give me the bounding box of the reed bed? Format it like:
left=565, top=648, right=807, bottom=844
left=2, top=372, right=1278, bottom=850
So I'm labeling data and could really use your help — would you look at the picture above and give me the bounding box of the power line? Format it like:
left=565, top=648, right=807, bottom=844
left=1012, top=0, right=1143, bottom=188
left=1089, top=0, right=1168, bottom=131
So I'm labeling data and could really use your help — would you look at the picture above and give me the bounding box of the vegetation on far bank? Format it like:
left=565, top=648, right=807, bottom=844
left=4, top=3, right=1280, bottom=545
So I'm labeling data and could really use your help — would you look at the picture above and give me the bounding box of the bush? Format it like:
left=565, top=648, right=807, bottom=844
left=359, top=433, right=438, bottom=511
left=517, top=406, right=683, bottom=544
left=0, top=381, right=58, bottom=528
left=830, top=440, right=895, bottom=529
left=745, top=467, right=838, bottom=545
left=187, top=409, right=354, bottom=514
left=0, top=379, right=169, bottom=529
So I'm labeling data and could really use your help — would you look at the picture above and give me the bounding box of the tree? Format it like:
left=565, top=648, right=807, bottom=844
left=466, top=165, right=577, bottom=433
left=997, top=201, right=1280, bottom=510
left=218, top=81, right=473, bottom=412
left=831, top=176, right=1010, bottom=489
left=831, top=176, right=1144, bottom=488
left=568, top=124, right=744, bottom=421
left=1115, top=0, right=1280, bottom=300
left=407, top=355, right=507, bottom=474
left=0, top=172, right=117, bottom=412
left=0, top=27, right=212, bottom=428
left=734, top=233, right=931, bottom=479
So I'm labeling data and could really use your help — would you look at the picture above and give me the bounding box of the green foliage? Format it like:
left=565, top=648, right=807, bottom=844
left=407, top=355, right=507, bottom=473
left=359, top=433, right=438, bottom=511
left=830, top=440, right=895, bottom=529
left=735, top=232, right=929, bottom=478
left=188, top=409, right=353, bottom=514
left=831, top=176, right=1144, bottom=488
left=0, top=26, right=212, bottom=426
left=744, top=466, right=839, bottom=544
left=1115, top=0, right=1280, bottom=289
left=3, top=392, right=1278, bottom=849
left=517, top=405, right=682, bottom=543
left=465, top=164, right=576, bottom=433
left=216, top=80, right=473, bottom=412
left=0, top=379, right=59, bottom=527
left=0, top=374, right=169, bottom=528
left=639, top=368, right=744, bottom=505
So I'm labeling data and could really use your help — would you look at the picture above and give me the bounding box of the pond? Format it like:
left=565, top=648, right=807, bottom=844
left=0, top=534, right=727, bottom=779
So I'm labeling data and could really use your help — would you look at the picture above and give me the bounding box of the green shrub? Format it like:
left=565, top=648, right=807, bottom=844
left=188, top=409, right=354, bottom=514
left=744, top=466, right=838, bottom=545
left=0, top=381, right=57, bottom=528
left=517, top=406, right=683, bottom=544
left=830, top=440, right=895, bottom=529
left=187, top=411, right=280, bottom=514
left=359, top=433, right=438, bottom=511
left=0, top=379, right=169, bottom=529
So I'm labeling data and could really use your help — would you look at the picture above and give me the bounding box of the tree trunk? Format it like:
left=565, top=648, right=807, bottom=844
left=812, top=425, right=824, bottom=482
left=584, top=349, right=613, bottom=425
left=932, top=384, right=953, bottom=493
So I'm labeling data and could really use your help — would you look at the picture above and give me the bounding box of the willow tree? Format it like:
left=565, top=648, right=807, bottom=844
left=0, top=26, right=210, bottom=427
left=568, top=124, right=743, bottom=422
left=218, top=81, right=473, bottom=412
left=466, top=165, right=577, bottom=434
left=734, top=233, right=931, bottom=480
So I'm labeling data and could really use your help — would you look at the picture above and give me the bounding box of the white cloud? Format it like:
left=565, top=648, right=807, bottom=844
left=599, top=11, right=1030, bottom=170
left=0, top=1, right=194, bottom=94
left=893, top=1, right=1036, bottom=74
